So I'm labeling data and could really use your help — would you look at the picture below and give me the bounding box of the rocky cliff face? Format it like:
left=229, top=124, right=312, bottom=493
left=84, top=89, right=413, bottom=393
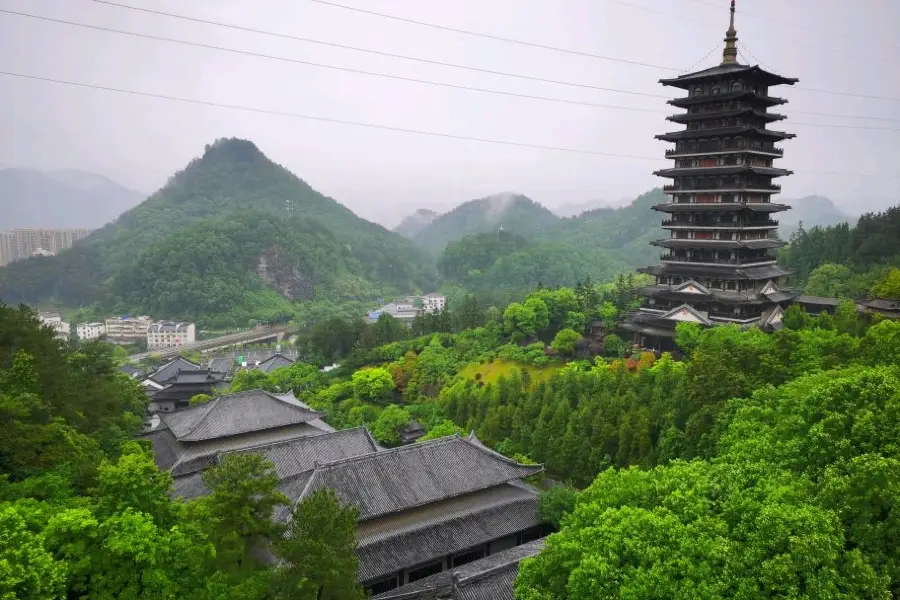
left=256, top=246, right=314, bottom=300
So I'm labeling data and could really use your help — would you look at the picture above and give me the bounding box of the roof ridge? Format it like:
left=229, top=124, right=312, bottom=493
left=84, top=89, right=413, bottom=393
left=177, top=392, right=224, bottom=438
left=306, top=432, right=462, bottom=471
left=462, top=433, right=545, bottom=471
left=224, top=426, right=368, bottom=455
left=456, top=539, right=547, bottom=586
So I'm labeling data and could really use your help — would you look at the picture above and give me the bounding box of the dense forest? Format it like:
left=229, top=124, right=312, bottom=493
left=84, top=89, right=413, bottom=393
left=174, top=278, right=900, bottom=598
left=0, top=138, right=437, bottom=323
left=782, top=205, right=900, bottom=298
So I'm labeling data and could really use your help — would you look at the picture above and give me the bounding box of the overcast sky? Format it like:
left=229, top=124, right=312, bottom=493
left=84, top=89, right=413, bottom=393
left=3, top=0, right=899, bottom=226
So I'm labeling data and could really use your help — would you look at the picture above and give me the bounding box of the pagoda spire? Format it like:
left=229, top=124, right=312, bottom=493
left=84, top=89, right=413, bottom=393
left=721, top=0, right=739, bottom=65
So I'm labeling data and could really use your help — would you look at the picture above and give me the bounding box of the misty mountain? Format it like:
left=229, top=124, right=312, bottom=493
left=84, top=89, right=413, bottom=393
left=411, top=193, right=559, bottom=254
left=0, top=168, right=145, bottom=230
left=0, top=138, right=437, bottom=324
left=552, top=199, right=613, bottom=218
left=780, top=195, right=855, bottom=239
left=394, top=208, right=439, bottom=239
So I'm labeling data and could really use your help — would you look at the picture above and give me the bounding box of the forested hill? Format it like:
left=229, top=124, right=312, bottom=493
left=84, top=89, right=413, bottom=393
left=0, top=138, right=437, bottom=323
left=781, top=203, right=900, bottom=298
left=411, top=193, right=559, bottom=254
left=437, top=189, right=664, bottom=305
left=779, top=194, right=853, bottom=239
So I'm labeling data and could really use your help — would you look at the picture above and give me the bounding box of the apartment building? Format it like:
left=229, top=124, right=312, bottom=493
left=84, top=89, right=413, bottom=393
left=0, top=228, right=91, bottom=266
left=76, top=322, right=106, bottom=341
left=147, top=321, right=196, bottom=350
left=104, top=316, right=153, bottom=343
left=40, top=312, right=71, bottom=340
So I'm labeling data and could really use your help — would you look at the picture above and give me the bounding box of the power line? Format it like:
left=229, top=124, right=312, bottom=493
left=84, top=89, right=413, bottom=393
left=0, top=9, right=667, bottom=112
left=3, top=70, right=899, bottom=180
left=6, top=9, right=900, bottom=129
left=306, top=0, right=680, bottom=71
left=307, top=0, right=900, bottom=103
left=89, top=0, right=673, bottom=101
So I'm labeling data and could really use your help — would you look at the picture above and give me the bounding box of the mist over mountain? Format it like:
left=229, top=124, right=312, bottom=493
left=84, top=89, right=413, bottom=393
left=780, top=195, right=855, bottom=238
left=411, top=192, right=559, bottom=255
left=393, top=208, right=439, bottom=239
left=0, top=168, right=146, bottom=230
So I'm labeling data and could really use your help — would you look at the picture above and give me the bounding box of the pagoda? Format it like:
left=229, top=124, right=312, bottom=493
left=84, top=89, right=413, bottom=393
left=624, top=0, right=798, bottom=351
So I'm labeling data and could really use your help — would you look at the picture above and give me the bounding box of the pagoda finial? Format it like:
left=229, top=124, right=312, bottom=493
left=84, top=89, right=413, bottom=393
left=721, top=0, right=739, bottom=65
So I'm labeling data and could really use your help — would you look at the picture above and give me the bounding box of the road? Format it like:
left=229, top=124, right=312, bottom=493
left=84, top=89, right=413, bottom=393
left=128, top=325, right=289, bottom=361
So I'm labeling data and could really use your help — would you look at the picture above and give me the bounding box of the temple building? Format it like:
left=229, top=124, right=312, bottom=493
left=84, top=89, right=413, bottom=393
left=143, top=389, right=548, bottom=597
left=624, top=0, right=798, bottom=350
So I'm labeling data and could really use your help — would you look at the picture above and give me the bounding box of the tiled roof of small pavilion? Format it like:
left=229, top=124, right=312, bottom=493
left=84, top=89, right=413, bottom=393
left=295, top=433, right=543, bottom=522
left=147, top=356, right=200, bottom=384
left=159, top=389, right=325, bottom=442
left=256, top=353, right=295, bottom=373
left=373, top=537, right=547, bottom=600
left=356, top=481, right=541, bottom=583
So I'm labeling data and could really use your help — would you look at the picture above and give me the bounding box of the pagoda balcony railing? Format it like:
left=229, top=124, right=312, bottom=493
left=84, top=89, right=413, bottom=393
left=661, top=219, right=779, bottom=228
left=664, top=183, right=781, bottom=192
left=660, top=255, right=776, bottom=266
left=665, top=145, right=784, bottom=156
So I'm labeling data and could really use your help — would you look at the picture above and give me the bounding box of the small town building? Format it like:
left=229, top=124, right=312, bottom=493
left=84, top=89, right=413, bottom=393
left=105, top=315, right=153, bottom=343
left=40, top=312, right=71, bottom=340
left=624, top=0, right=798, bottom=351
left=367, top=294, right=447, bottom=325
left=147, top=321, right=196, bottom=350
left=142, top=357, right=227, bottom=412
left=76, top=321, right=106, bottom=340
left=254, top=352, right=295, bottom=373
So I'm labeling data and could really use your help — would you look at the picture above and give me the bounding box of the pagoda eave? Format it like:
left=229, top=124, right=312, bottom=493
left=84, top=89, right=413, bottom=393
left=668, top=92, right=787, bottom=108
left=639, top=263, right=793, bottom=280
left=666, top=110, right=786, bottom=124
left=656, top=127, right=796, bottom=142
left=653, top=166, right=793, bottom=178
left=659, top=63, right=799, bottom=89
left=651, top=238, right=787, bottom=250
left=652, top=202, right=790, bottom=213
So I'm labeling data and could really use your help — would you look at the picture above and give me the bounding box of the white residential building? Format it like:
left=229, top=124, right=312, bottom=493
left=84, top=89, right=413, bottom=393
left=76, top=322, right=106, bottom=340
left=421, top=293, right=446, bottom=313
left=147, top=321, right=196, bottom=350
left=40, top=312, right=71, bottom=340
left=105, top=316, right=153, bottom=343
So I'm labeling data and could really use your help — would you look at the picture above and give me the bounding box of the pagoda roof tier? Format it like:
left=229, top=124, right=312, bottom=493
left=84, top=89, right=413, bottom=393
left=659, top=63, right=799, bottom=89
left=651, top=238, right=787, bottom=250
left=656, top=127, right=795, bottom=142
left=669, top=90, right=787, bottom=108
left=639, top=263, right=792, bottom=280
left=653, top=202, right=789, bottom=213
left=640, top=282, right=800, bottom=305
left=654, top=165, right=792, bottom=178
left=667, top=108, right=785, bottom=124
left=621, top=320, right=677, bottom=339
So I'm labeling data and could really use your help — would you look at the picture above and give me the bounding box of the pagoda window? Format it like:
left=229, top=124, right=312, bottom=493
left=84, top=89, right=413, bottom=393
left=693, top=86, right=704, bottom=97
left=732, top=81, right=744, bottom=92
left=711, top=87, right=721, bottom=95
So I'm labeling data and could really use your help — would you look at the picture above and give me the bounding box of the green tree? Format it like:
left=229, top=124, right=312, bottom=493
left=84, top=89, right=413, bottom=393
left=0, top=505, right=66, bottom=600
left=350, top=367, right=395, bottom=403
left=371, top=405, right=411, bottom=446
left=550, top=328, right=582, bottom=356
left=872, top=268, right=900, bottom=300
left=272, top=488, right=365, bottom=600
left=805, top=263, right=853, bottom=297
left=93, top=441, right=174, bottom=526
left=537, top=485, right=578, bottom=529
left=201, top=453, right=289, bottom=572
left=419, top=419, right=465, bottom=441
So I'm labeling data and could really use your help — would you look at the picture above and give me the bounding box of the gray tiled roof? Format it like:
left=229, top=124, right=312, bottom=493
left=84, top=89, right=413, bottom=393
left=159, top=389, right=326, bottom=442
left=357, top=482, right=540, bottom=583
left=171, top=427, right=379, bottom=500
left=373, top=538, right=546, bottom=600
left=170, top=422, right=326, bottom=477
left=207, top=357, right=232, bottom=374
left=298, top=434, right=543, bottom=522
left=149, top=356, right=200, bottom=384
left=256, top=353, right=295, bottom=373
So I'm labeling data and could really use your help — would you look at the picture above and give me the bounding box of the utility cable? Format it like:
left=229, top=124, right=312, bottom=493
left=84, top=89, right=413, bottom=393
left=5, top=9, right=900, bottom=129
left=3, top=70, right=899, bottom=179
